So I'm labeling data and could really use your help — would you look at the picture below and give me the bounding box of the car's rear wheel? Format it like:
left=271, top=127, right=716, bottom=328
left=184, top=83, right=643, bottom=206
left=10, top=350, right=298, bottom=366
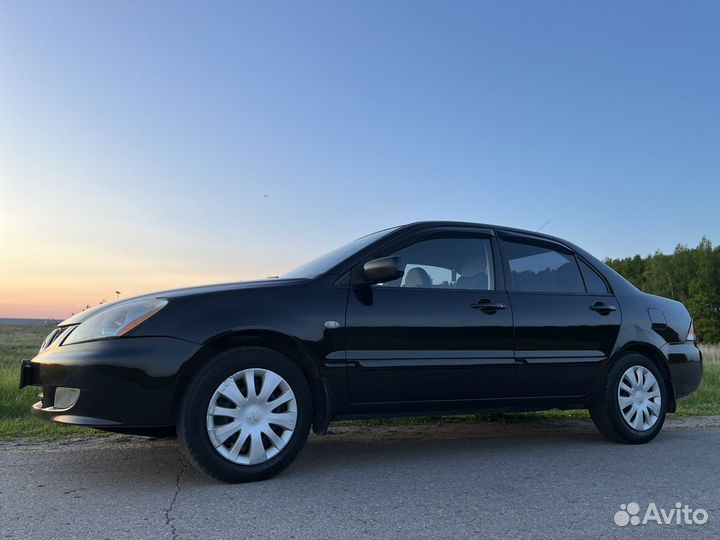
left=590, top=353, right=667, bottom=443
left=177, top=347, right=312, bottom=483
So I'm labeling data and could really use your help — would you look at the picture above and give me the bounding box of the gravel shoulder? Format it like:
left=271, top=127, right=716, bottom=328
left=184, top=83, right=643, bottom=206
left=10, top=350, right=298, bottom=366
left=3, top=414, right=720, bottom=451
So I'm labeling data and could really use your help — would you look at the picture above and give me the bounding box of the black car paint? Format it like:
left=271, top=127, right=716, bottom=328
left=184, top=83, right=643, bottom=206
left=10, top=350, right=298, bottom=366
left=25, top=221, right=703, bottom=433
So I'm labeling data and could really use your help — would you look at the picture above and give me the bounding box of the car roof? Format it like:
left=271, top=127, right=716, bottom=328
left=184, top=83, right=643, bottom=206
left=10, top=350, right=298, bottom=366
left=394, top=220, right=569, bottom=245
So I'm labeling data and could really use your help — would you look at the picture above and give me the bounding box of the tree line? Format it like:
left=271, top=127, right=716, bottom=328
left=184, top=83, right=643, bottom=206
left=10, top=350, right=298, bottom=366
left=605, top=237, right=720, bottom=342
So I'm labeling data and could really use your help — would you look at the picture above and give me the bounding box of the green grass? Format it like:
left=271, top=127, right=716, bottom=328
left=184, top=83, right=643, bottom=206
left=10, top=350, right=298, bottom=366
left=674, top=358, right=720, bottom=415
left=1, top=324, right=718, bottom=438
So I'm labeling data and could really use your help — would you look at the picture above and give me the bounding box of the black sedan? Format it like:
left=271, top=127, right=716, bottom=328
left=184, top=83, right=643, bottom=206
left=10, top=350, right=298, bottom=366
left=22, top=222, right=703, bottom=482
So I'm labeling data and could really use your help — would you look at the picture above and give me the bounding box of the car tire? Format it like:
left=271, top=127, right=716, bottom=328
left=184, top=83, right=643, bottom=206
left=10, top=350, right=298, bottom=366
left=177, top=347, right=312, bottom=483
left=590, top=353, right=667, bottom=444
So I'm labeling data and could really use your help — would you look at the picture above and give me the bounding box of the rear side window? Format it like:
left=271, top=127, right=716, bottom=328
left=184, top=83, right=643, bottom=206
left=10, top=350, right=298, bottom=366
left=579, top=259, right=609, bottom=294
left=502, top=239, right=585, bottom=293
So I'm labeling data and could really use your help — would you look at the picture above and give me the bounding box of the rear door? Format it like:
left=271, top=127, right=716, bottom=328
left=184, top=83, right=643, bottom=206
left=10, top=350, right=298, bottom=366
left=345, top=228, right=516, bottom=408
left=499, top=233, right=622, bottom=398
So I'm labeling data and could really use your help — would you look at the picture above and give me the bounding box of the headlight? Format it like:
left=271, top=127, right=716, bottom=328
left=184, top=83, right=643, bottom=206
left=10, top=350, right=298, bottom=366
left=63, top=299, right=168, bottom=345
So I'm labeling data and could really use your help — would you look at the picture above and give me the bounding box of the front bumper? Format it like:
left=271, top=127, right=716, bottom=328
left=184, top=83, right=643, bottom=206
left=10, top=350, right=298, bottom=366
left=663, top=342, right=703, bottom=399
left=24, top=336, right=200, bottom=427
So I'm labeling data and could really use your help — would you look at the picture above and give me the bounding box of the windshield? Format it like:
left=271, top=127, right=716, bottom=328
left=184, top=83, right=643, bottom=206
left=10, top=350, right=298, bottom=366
left=281, top=227, right=398, bottom=279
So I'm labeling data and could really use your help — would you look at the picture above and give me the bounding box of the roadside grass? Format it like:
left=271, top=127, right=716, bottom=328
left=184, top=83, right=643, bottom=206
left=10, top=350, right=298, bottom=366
left=701, top=343, right=720, bottom=363
left=675, top=355, right=720, bottom=415
left=1, top=324, right=718, bottom=438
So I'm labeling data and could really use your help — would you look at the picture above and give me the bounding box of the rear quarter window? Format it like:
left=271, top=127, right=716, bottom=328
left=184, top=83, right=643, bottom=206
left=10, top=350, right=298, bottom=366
left=579, top=259, right=609, bottom=294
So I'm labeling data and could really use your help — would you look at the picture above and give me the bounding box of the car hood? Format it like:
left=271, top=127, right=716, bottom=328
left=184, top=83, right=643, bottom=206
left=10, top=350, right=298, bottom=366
left=59, top=278, right=307, bottom=326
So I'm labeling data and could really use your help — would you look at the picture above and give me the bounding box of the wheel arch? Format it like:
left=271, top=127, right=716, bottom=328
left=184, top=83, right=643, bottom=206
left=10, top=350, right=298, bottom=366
left=172, top=329, right=331, bottom=434
left=610, top=343, right=677, bottom=412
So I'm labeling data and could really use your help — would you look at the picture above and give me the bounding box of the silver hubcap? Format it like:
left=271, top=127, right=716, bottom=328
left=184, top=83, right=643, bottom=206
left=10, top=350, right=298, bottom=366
left=618, top=365, right=661, bottom=431
left=206, top=368, right=297, bottom=465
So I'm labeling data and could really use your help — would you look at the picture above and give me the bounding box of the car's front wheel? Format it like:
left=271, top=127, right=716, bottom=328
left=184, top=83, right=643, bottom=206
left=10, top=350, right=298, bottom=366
left=177, top=347, right=312, bottom=483
left=590, top=353, right=667, bottom=443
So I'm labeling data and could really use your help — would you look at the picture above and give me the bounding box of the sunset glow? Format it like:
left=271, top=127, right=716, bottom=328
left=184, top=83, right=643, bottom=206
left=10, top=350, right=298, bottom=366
left=2, top=2, right=718, bottom=319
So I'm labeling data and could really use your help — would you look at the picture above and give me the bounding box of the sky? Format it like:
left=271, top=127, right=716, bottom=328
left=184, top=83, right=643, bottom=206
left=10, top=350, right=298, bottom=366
left=1, top=1, right=719, bottom=318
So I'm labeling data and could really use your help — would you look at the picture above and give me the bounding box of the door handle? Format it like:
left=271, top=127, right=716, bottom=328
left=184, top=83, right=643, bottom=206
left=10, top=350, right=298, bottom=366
left=589, top=301, right=617, bottom=315
left=471, top=299, right=506, bottom=313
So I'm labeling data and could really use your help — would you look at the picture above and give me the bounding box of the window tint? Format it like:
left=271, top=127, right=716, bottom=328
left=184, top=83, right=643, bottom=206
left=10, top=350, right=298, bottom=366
left=503, top=239, right=585, bottom=293
left=377, top=237, right=495, bottom=290
left=579, top=259, right=609, bottom=294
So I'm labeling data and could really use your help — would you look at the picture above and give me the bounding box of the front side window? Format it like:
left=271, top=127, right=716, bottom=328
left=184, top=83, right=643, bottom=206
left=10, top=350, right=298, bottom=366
left=377, top=237, right=495, bottom=290
left=502, top=239, right=585, bottom=293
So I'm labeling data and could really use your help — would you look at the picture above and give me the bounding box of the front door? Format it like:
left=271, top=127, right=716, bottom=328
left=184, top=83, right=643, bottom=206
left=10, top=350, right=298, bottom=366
left=345, top=229, right=516, bottom=408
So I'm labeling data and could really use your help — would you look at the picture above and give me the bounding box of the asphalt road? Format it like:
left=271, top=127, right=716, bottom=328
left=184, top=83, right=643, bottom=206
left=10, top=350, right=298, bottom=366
left=1, top=419, right=719, bottom=540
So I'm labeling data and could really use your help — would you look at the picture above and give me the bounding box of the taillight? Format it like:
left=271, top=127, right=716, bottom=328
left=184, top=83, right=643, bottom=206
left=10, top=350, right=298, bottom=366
left=687, top=320, right=696, bottom=341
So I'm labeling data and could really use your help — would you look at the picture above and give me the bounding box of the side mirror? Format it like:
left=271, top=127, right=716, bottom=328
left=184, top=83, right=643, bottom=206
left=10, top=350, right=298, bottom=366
left=363, top=257, right=404, bottom=284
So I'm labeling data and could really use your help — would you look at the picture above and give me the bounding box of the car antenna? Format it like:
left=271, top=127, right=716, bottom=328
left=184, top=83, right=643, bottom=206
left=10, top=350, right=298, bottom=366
left=536, top=219, right=551, bottom=232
